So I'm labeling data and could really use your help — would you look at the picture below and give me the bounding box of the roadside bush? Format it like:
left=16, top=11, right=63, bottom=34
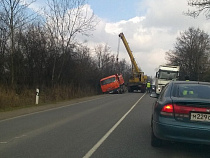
left=0, top=86, right=34, bottom=110
left=0, top=84, right=97, bottom=111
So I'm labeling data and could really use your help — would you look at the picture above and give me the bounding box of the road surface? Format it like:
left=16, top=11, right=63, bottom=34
left=0, top=93, right=210, bottom=158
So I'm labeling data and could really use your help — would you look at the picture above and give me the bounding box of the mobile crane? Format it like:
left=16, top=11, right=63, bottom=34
left=119, top=32, right=147, bottom=92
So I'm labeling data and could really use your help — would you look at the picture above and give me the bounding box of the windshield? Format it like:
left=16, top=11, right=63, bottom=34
left=159, top=70, right=178, bottom=80
left=101, top=77, right=116, bottom=85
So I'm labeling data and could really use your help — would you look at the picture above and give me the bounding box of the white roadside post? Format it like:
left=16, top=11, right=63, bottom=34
left=36, top=88, right=39, bottom=105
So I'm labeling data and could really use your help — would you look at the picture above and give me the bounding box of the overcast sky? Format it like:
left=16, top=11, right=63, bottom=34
left=32, top=0, right=210, bottom=77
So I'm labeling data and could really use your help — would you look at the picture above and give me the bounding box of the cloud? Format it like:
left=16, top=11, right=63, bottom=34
left=28, top=0, right=210, bottom=77
left=25, top=0, right=46, bottom=12
left=81, top=0, right=210, bottom=77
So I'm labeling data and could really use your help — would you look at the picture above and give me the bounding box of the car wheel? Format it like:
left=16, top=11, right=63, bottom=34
left=151, top=126, right=162, bottom=147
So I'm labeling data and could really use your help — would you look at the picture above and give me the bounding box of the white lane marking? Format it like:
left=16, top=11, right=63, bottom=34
left=15, top=135, right=27, bottom=139
left=0, top=135, right=27, bottom=144
left=0, top=142, right=7, bottom=144
left=0, top=95, right=113, bottom=123
left=83, top=93, right=146, bottom=158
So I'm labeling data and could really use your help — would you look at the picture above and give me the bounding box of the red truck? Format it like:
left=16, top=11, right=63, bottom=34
left=100, top=74, right=125, bottom=94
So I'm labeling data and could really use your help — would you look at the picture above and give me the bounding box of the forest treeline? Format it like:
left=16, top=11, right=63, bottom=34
left=1, top=0, right=210, bottom=110
left=0, top=0, right=131, bottom=109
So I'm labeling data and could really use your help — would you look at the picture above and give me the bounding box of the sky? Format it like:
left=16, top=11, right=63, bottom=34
left=31, top=0, right=210, bottom=77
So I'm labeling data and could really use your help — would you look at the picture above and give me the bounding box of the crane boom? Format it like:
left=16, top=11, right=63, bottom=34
left=119, top=32, right=140, bottom=73
left=118, top=32, right=147, bottom=93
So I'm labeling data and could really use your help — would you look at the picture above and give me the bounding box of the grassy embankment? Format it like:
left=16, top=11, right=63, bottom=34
left=0, top=85, right=98, bottom=112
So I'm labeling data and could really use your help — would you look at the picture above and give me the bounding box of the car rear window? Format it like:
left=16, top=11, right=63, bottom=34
left=172, top=83, right=210, bottom=99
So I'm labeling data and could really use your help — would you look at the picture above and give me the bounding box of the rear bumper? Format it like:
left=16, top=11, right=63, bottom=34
left=153, top=120, right=210, bottom=145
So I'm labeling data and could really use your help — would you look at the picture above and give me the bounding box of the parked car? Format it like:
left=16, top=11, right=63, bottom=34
left=150, top=81, right=210, bottom=147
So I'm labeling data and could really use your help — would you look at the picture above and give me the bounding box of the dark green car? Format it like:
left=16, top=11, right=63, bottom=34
left=150, top=81, right=210, bottom=147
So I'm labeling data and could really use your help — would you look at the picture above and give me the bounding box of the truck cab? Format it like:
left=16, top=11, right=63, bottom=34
left=100, top=74, right=125, bottom=94
left=155, top=65, right=180, bottom=94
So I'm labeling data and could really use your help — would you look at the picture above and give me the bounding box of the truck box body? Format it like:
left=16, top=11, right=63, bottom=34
left=100, top=74, right=125, bottom=93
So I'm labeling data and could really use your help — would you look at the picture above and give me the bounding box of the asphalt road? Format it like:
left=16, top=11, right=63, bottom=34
left=0, top=93, right=210, bottom=158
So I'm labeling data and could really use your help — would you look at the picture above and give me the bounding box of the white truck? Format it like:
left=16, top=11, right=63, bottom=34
left=155, top=65, right=180, bottom=94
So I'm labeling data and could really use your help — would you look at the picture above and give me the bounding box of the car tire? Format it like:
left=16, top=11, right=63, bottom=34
left=151, top=127, right=162, bottom=147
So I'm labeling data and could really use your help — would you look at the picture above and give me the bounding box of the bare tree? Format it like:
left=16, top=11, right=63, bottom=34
left=166, top=27, right=210, bottom=81
left=16, top=22, right=50, bottom=87
left=117, top=59, right=131, bottom=84
left=0, top=0, right=37, bottom=86
left=43, top=0, right=98, bottom=85
left=94, top=44, right=117, bottom=76
left=0, top=20, right=9, bottom=84
left=187, top=0, right=210, bottom=19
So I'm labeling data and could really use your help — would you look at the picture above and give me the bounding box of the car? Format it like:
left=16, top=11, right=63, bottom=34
left=151, top=85, right=156, bottom=92
left=150, top=81, right=210, bottom=147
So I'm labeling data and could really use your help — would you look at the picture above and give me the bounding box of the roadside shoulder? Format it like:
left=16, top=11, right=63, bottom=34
left=0, top=94, right=107, bottom=121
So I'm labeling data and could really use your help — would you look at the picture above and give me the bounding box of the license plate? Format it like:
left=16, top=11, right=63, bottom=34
left=190, top=112, right=210, bottom=122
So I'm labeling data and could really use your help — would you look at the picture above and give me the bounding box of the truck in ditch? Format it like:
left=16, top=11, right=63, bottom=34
left=100, top=74, right=125, bottom=94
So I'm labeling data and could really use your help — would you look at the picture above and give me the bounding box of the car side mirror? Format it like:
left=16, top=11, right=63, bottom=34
left=150, top=92, right=158, bottom=98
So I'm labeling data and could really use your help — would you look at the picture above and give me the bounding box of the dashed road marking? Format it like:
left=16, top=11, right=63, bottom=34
left=0, top=135, right=27, bottom=144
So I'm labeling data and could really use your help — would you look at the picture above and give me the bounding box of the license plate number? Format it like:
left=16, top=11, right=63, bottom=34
left=190, top=112, right=210, bottom=122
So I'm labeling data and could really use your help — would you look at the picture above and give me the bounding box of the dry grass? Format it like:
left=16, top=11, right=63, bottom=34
left=0, top=87, right=34, bottom=110
left=0, top=84, right=97, bottom=111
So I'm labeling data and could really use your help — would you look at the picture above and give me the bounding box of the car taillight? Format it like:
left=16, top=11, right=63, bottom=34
left=174, top=104, right=191, bottom=115
left=160, top=104, right=174, bottom=116
left=174, top=104, right=208, bottom=118
left=174, top=105, right=189, bottom=118
left=160, top=103, right=210, bottom=119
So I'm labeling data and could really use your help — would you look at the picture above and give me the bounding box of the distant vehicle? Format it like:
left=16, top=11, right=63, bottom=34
left=100, top=74, right=125, bottom=94
left=151, top=85, right=156, bottom=92
left=155, top=65, right=180, bottom=94
left=150, top=81, right=210, bottom=147
left=119, top=33, right=147, bottom=93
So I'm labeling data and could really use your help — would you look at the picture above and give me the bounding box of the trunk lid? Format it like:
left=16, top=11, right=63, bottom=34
left=171, top=97, right=210, bottom=123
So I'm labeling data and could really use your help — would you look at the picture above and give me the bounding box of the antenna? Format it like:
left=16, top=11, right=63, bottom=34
left=117, top=36, right=120, bottom=62
left=116, top=36, right=121, bottom=73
